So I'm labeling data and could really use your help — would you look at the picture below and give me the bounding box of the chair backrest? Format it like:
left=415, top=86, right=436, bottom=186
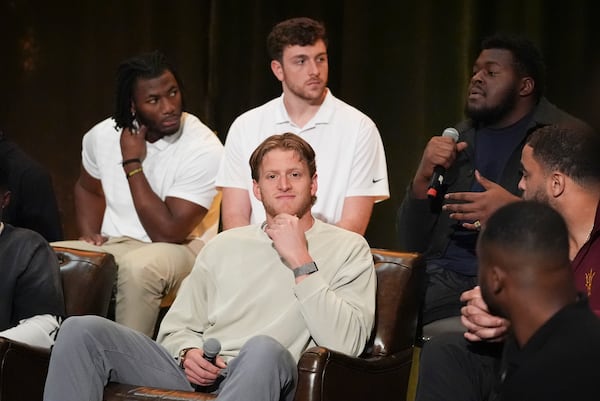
left=362, top=249, right=424, bottom=358
left=53, top=246, right=118, bottom=317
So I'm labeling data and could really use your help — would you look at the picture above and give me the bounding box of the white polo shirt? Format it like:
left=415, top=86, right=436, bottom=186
left=216, top=90, right=389, bottom=225
left=82, top=113, right=223, bottom=243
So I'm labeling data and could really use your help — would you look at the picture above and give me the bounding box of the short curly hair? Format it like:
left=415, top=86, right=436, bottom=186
left=527, top=125, right=600, bottom=186
left=481, top=33, right=546, bottom=101
left=267, top=17, right=328, bottom=62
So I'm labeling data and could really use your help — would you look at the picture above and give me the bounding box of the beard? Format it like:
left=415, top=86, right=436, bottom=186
left=523, top=185, right=550, bottom=204
left=465, top=84, right=520, bottom=126
left=262, top=193, right=314, bottom=221
left=283, top=75, right=327, bottom=104
left=136, top=109, right=182, bottom=137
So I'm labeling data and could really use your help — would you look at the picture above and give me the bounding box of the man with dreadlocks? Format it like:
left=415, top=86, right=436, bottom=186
left=56, top=51, right=223, bottom=337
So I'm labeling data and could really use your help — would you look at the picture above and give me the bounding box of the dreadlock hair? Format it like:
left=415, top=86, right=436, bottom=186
left=113, top=50, right=185, bottom=129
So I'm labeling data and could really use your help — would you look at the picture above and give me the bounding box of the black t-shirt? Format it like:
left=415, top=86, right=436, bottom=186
left=0, top=224, right=65, bottom=330
left=438, top=115, right=532, bottom=276
left=494, top=299, right=600, bottom=401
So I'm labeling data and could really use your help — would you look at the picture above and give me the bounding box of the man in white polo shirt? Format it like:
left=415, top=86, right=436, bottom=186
left=217, top=17, right=389, bottom=235
left=56, top=51, right=223, bottom=337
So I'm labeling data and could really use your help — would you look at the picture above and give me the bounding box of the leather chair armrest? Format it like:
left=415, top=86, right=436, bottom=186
left=104, top=383, right=217, bottom=401
left=53, top=246, right=118, bottom=317
left=0, top=337, right=51, bottom=401
left=295, top=345, right=414, bottom=401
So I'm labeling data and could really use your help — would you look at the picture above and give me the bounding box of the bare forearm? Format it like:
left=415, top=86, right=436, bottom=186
left=74, top=181, right=105, bottom=236
left=222, top=213, right=251, bottom=230
left=126, top=171, right=205, bottom=243
left=221, top=187, right=251, bottom=230
left=336, top=197, right=375, bottom=235
left=336, top=218, right=369, bottom=236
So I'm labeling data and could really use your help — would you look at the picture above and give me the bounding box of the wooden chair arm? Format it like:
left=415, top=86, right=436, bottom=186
left=104, top=383, right=216, bottom=401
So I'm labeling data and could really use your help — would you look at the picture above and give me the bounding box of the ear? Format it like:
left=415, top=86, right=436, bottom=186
left=311, top=173, right=318, bottom=197
left=519, top=77, right=534, bottom=97
left=490, top=265, right=505, bottom=295
left=252, top=179, right=262, bottom=202
left=271, top=60, right=284, bottom=82
left=549, top=172, right=566, bottom=198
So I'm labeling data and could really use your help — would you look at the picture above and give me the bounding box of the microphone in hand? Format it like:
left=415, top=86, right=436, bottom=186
left=427, top=127, right=459, bottom=199
left=203, top=338, right=221, bottom=365
left=193, top=338, right=222, bottom=393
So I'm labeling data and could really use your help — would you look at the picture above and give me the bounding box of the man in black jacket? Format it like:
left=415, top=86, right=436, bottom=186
left=396, top=33, right=590, bottom=334
left=0, top=128, right=63, bottom=241
left=0, top=160, right=64, bottom=347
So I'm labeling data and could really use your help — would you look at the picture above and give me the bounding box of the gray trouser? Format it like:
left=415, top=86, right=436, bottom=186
left=43, top=316, right=298, bottom=401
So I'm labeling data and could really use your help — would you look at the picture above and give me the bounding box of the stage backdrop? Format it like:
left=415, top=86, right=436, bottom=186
left=1, top=0, right=599, bottom=248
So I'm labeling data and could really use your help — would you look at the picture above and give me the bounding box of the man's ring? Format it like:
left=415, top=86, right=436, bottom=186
left=473, top=220, right=482, bottom=231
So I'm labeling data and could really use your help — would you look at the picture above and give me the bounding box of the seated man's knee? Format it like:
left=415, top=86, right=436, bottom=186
left=60, top=315, right=105, bottom=332
left=242, top=335, right=296, bottom=370
left=244, top=335, right=287, bottom=355
left=117, top=245, right=191, bottom=286
left=56, top=316, right=107, bottom=345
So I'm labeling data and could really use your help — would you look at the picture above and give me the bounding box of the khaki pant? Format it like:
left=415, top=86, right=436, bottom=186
left=53, top=237, right=202, bottom=337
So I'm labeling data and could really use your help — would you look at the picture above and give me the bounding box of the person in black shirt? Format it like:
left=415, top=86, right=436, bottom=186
left=478, top=201, right=599, bottom=401
left=0, top=160, right=64, bottom=347
left=0, top=128, right=63, bottom=241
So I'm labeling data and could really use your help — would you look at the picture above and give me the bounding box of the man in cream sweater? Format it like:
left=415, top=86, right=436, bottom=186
left=43, top=133, right=376, bottom=401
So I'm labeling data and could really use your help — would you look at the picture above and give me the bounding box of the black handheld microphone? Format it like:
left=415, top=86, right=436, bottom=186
left=194, top=338, right=222, bottom=393
left=203, top=338, right=221, bottom=365
left=427, top=127, right=460, bottom=199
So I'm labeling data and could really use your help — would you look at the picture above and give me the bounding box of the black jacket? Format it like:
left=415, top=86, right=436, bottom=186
left=397, top=98, right=591, bottom=259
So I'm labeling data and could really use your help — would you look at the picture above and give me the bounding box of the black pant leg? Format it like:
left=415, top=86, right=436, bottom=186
left=416, top=332, right=503, bottom=401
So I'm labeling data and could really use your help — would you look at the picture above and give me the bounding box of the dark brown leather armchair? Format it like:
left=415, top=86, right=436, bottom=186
left=0, top=247, right=117, bottom=401
left=104, top=248, right=424, bottom=401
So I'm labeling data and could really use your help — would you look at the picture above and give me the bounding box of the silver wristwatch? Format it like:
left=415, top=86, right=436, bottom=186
left=293, top=261, right=318, bottom=278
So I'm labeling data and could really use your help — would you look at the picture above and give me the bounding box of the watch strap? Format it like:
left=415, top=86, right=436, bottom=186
left=178, top=347, right=197, bottom=369
left=293, top=261, right=318, bottom=278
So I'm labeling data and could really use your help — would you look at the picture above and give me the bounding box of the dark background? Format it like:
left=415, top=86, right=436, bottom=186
left=1, top=0, right=599, bottom=248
